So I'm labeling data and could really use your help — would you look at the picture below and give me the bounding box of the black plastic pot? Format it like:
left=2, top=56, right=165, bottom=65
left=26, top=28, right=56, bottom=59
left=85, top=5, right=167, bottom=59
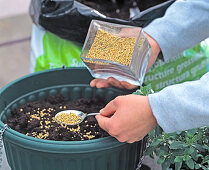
left=0, top=68, right=146, bottom=170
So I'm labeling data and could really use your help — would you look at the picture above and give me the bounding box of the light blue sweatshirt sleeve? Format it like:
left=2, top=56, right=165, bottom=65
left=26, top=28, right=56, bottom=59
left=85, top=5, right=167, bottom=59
left=143, top=0, right=209, bottom=61
left=144, top=0, right=209, bottom=133
left=148, top=72, right=209, bottom=133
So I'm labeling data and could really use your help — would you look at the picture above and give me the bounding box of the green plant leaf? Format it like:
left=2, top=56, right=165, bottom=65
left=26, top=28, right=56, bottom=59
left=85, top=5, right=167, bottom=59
left=184, top=155, right=191, bottom=161
left=202, top=155, right=209, bottom=164
left=151, top=139, right=163, bottom=147
left=207, top=161, right=209, bottom=166
left=195, top=163, right=202, bottom=169
left=175, top=161, right=182, bottom=170
left=172, top=149, right=185, bottom=157
left=186, top=129, right=198, bottom=136
left=192, top=132, right=203, bottom=143
left=186, top=159, right=195, bottom=169
left=162, top=159, right=171, bottom=170
left=193, top=144, right=206, bottom=152
left=157, top=157, right=165, bottom=164
left=202, top=145, right=209, bottom=150
left=174, top=156, right=184, bottom=163
left=176, top=131, right=183, bottom=135
left=133, top=89, right=144, bottom=96
left=169, top=141, right=188, bottom=149
left=133, top=84, right=152, bottom=96
left=186, top=136, right=190, bottom=143
left=144, top=146, right=156, bottom=156
left=148, top=129, right=156, bottom=139
left=184, top=147, right=195, bottom=155
left=191, top=150, right=201, bottom=161
left=160, top=145, right=169, bottom=153
left=155, top=149, right=168, bottom=157
left=169, top=155, right=175, bottom=164
left=150, top=152, right=154, bottom=159
left=203, top=138, right=209, bottom=144
left=155, top=126, right=163, bottom=136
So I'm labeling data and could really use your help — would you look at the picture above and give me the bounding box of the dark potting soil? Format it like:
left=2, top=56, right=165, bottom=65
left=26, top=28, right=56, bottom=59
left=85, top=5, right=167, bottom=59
left=6, top=95, right=109, bottom=141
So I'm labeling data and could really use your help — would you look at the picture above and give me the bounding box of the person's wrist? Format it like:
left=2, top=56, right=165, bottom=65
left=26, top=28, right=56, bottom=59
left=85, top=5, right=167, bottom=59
left=146, top=34, right=160, bottom=53
left=144, top=32, right=161, bottom=71
left=145, top=96, right=157, bottom=123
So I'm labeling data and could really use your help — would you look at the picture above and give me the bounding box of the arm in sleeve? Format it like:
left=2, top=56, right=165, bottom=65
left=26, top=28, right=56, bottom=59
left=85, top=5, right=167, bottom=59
left=143, top=0, right=209, bottom=61
left=148, top=72, right=209, bottom=133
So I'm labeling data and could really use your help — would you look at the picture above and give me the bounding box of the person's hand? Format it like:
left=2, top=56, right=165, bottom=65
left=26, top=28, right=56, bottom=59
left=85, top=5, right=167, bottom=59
left=96, top=94, right=157, bottom=143
left=90, top=31, right=161, bottom=89
left=90, top=77, right=137, bottom=89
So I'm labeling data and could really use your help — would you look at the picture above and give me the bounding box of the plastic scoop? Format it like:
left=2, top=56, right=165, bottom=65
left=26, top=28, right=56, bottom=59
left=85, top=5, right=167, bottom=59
left=55, top=110, right=100, bottom=125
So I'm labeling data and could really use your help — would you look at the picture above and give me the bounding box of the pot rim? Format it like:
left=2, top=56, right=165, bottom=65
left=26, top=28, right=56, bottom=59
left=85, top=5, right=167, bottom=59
left=0, top=67, right=85, bottom=93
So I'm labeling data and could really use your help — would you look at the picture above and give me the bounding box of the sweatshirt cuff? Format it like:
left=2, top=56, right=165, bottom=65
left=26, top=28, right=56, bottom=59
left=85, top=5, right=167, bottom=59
left=143, top=23, right=178, bottom=62
left=148, top=91, right=179, bottom=133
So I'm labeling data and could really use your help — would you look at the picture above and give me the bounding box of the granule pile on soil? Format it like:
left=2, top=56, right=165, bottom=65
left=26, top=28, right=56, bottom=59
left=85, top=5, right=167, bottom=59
left=6, top=95, right=109, bottom=141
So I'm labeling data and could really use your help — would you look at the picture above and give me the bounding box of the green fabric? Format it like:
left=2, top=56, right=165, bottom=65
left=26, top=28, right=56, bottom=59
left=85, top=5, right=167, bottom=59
left=35, top=32, right=84, bottom=72
left=144, top=41, right=209, bottom=92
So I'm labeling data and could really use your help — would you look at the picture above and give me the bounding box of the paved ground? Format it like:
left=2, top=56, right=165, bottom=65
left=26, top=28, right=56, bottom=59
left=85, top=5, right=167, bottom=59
left=0, top=0, right=30, bottom=19
left=0, top=11, right=161, bottom=170
left=0, top=14, right=31, bottom=89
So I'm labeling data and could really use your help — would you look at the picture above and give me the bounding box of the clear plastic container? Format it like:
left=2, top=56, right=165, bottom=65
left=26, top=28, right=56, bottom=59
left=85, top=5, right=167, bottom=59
left=80, top=20, right=151, bottom=86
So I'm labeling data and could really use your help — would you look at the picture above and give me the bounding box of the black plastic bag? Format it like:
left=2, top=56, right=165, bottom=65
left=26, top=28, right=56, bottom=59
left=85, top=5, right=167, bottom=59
left=30, top=0, right=175, bottom=44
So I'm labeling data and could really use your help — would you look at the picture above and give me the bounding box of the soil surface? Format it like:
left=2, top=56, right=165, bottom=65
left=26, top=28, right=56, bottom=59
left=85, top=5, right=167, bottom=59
left=7, top=95, right=109, bottom=141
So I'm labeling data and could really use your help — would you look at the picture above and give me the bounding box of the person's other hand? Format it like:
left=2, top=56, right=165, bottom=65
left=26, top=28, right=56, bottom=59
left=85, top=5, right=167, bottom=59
left=90, top=31, right=160, bottom=89
left=90, top=77, right=137, bottom=89
left=96, top=94, right=157, bottom=143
